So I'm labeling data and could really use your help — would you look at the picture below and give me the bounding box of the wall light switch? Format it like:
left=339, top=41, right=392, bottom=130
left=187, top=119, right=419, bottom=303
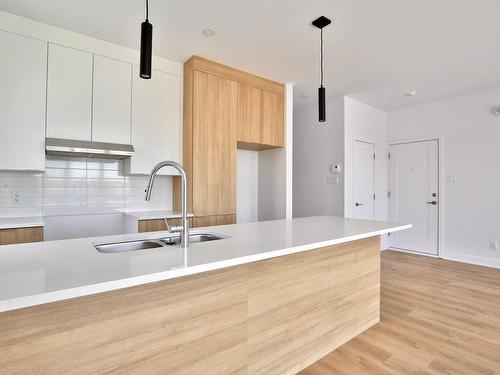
left=490, top=241, right=498, bottom=251
left=446, top=175, right=457, bottom=183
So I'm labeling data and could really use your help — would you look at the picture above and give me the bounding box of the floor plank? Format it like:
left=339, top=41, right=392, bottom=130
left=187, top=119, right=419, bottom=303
left=300, top=250, right=500, bottom=375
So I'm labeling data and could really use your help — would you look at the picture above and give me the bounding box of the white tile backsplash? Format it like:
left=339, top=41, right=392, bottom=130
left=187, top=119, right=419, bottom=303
left=0, top=156, right=173, bottom=218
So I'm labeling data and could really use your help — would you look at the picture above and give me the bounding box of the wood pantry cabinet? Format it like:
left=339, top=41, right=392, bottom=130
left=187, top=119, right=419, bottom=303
left=237, top=84, right=284, bottom=150
left=174, top=56, right=284, bottom=226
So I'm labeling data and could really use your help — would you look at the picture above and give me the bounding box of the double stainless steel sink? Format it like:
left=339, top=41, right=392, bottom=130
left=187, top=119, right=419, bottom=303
left=95, top=233, right=227, bottom=253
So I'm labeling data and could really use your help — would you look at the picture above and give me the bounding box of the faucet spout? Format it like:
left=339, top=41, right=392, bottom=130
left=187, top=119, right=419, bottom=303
left=145, top=161, right=189, bottom=248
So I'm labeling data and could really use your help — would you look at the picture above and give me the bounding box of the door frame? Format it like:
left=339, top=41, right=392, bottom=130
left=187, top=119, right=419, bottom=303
left=387, top=136, right=444, bottom=258
left=352, top=139, right=376, bottom=220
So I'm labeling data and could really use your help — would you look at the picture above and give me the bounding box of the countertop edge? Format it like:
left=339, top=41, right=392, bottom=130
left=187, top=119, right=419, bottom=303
left=0, top=223, right=411, bottom=313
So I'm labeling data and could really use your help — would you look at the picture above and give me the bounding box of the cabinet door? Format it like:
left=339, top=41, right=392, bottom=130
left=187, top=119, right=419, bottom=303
left=261, top=90, right=284, bottom=147
left=0, top=31, right=46, bottom=171
left=193, top=71, right=237, bottom=216
left=127, top=66, right=181, bottom=175
left=237, top=83, right=261, bottom=144
left=92, top=55, right=132, bottom=144
left=47, top=44, right=93, bottom=141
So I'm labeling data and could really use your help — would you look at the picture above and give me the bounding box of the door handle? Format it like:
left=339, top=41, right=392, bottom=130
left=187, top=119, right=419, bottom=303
left=355, top=202, right=364, bottom=207
left=426, top=201, right=437, bottom=205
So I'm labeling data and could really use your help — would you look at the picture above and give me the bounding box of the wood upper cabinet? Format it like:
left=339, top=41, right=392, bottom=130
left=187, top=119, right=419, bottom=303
left=261, top=90, right=284, bottom=147
left=192, top=71, right=237, bottom=216
left=237, top=83, right=261, bottom=144
left=236, top=85, right=284, bottom=150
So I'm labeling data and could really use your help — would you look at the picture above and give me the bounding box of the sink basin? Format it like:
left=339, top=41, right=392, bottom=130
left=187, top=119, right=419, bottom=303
left=95, top=232, right=228, bottom=253
left=160, top=233, right=226, bottom=246
left=95, top=239, right=164, bottom=253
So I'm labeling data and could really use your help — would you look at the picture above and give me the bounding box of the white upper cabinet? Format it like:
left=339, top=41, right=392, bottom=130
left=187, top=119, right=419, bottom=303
left=47, top=44, right=93, bottom=141
left=0, top=31, right=47, bottom=171
left=92, top=55, right=132, bottom=144
left=125, top=66, right=181, bottom=175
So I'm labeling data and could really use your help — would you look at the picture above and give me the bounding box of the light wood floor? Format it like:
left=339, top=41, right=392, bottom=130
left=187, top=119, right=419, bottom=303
left=300, top=250, right=500, bottom=375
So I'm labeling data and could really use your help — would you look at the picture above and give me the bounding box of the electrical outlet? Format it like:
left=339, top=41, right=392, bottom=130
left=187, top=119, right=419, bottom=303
left=489, top=241, right=498, bottom=251
left=11, top=191, right=23, bottom=204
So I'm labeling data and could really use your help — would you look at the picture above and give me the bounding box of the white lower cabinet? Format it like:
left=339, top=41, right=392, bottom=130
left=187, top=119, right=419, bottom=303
left=92, top=55, right=132, bottom=144
left=0, top=31, right=47, bottom=171
left=125, top=67, right=181, bottom=175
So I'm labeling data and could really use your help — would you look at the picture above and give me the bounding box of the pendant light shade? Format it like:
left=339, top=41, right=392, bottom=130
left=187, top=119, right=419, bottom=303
left=312, top=16, right=331, bottom=122
left=318, top=86, right=326, bottom=122
left=140, top=0, right=152, bottom=79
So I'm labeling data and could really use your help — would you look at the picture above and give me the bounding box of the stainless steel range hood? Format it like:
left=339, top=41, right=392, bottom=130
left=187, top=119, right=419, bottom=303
left=45, top=138, right=134, bottom=159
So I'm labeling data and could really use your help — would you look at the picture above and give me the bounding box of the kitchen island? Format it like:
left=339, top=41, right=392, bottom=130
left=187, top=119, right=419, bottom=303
left=0, top=216, right=410, bottom=374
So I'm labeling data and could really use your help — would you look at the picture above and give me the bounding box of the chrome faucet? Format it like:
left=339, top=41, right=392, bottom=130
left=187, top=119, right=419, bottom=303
left=145, top=161, right=189, bottom=248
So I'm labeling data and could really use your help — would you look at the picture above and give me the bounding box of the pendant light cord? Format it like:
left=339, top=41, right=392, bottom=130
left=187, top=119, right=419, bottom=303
left=320, top=28, right=324, bottom=87
left=145, top=0, right=149, bottom=21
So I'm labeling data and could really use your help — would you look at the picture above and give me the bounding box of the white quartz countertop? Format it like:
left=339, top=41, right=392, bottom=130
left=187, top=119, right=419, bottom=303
left=123, top=210, right=194, bottom=221
left=0, top=216, right=44, bottom=229
left=0, top=216, right=411, bottom=313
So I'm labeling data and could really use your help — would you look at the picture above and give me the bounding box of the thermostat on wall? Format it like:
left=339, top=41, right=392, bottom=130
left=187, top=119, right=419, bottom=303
left=492, top=105, right=500, bottom=116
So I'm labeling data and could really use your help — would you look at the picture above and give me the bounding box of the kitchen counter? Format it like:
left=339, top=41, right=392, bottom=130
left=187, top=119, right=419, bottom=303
left=0, top=216, right=410, bottom=312
left=0, top=216, right=44, bottom=229
left=122, top=210, right=194, bottom=221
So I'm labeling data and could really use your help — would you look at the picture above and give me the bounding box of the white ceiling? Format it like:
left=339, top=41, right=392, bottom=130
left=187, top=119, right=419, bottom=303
left=1, top=0, right=500, bottom=110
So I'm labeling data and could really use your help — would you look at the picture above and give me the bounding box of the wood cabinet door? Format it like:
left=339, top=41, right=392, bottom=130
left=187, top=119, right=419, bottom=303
left=192, top=71, right=237, bottom=216
left=261, top=90, right=284, bottom=147
left=237, top=83, right=261, bottom=144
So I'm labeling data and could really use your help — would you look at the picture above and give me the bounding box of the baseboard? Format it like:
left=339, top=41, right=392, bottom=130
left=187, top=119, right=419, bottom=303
left=388, top=247, right=439, bottom=258
left=440, top=251, right=500, bottom=269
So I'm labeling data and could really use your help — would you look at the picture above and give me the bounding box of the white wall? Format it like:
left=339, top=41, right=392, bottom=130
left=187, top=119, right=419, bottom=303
left=258, top=148, right=286, bottom=221
left=388, top=88, right=500, bottom=268
left=293, top=97, right=345, bottom=218
left=236, top=150, right=259, bottom=223
left=344, top=97, right=388, bottom=222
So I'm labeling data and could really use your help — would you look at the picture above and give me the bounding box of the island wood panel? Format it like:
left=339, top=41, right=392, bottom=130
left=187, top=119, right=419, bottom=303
left=192, top=70, right=237, bottom=216
left=0, top=226, right=43, bottom=245
left=300, top=250, right=500, bottom=374
left=0, top=266, right=249, bottom=375
left=248, top=236, right=380, bottom=375
left=137, top=218, right=194, bottom=233
left=0, top=236, right=380, bottom=374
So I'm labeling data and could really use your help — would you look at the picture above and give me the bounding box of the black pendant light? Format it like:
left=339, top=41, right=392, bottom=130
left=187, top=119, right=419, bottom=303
left=312, top=16, right=331, bottom=122
left=140, top=0, right=153, bottom=79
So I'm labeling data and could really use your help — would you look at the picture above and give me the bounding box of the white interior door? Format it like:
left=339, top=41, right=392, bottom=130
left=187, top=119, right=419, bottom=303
left=389, top=140, right=438, bottom=255
left=352, top=140, right=375, bottom=220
